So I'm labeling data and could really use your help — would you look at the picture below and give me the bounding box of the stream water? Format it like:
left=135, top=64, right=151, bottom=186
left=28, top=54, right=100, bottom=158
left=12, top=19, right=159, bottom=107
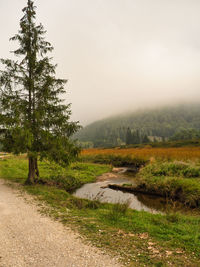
left=73, top=171, right=171, bottom=214
left=74, top=169, right=200, bottom=214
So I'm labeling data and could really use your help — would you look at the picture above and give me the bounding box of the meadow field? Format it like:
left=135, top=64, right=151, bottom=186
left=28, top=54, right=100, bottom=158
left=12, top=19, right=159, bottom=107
left=1, top=155, right=200, bottom=266
left=81, top=147, right=200, bottom=161
left=1, top=147, right=200, bottom=266
left=81, top=147, right=200, bottom=209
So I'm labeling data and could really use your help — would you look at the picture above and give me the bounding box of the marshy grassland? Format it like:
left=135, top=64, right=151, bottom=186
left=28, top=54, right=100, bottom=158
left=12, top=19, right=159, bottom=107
left=81, top=148, right=200, bottom=208
left=0, top=152, right=200, bottom=266
left=135, top=161, right=200, bottom=208
left=81, top=146, right=200, bottom=161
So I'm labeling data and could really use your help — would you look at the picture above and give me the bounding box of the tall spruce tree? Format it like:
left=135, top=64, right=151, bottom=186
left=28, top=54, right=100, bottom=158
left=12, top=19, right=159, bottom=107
left=126, top=127, right=132, bottom=145
left=0, top=0, right=80, bottom=184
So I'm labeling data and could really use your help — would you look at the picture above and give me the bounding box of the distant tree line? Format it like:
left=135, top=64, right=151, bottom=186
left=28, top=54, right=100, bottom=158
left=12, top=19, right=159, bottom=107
left=75, top=104, right=200, bottom=148
left=170, top=129, right=200, bottom=141
left=125, top=128, right=149, bottom=145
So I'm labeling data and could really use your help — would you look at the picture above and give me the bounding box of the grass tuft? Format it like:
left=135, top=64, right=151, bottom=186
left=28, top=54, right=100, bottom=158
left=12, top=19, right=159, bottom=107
left=107, top=201, right=129, bottom=221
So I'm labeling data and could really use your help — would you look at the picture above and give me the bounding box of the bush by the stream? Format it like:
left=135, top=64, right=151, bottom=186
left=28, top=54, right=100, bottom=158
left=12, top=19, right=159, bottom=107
left=66, top=197, right=100, bottom=209
left=37, top=161, right=111, bottom=192
left=80, top=154, right=147, bottom=168
left=38, top=174, right=82, bottom=192
left=107, top=201, right=129, bottom=221
left=137, top=161, right=200, bottom=207
left=142, top=161, right=200, bottom=178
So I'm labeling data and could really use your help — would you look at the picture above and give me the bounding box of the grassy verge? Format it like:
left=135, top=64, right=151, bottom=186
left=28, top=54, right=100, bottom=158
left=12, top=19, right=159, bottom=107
left=0, top=156, right=111, bottom=191
left=0, top=156, right=200, bottom=266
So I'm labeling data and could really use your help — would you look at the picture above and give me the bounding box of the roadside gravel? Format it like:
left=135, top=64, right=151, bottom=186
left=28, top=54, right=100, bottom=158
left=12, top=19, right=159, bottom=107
left=0, top=180, right=122, bottom=267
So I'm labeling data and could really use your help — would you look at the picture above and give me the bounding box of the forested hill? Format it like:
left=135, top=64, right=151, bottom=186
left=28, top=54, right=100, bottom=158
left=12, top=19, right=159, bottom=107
left=76, top=104, right=200, bottom=147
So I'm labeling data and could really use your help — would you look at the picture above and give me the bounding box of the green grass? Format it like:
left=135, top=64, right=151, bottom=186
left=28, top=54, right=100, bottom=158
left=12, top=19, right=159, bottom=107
left=0, top=156, right=111, bottom=191
left=23, top=184, right=200, bottom=266
left=136, top=161, right=200, bottom=208
left=0, top=156, right=200, bottom=266
left=141, top=161, right=200, bottom=178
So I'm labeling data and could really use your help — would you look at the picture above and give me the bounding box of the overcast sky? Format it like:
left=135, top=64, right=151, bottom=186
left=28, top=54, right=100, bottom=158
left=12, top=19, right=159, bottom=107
left=1, top=0, right=200, bottom=125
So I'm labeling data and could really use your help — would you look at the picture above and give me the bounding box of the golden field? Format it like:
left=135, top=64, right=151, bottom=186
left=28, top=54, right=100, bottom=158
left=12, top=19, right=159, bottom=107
left=81, top=147, right=200, bottom=161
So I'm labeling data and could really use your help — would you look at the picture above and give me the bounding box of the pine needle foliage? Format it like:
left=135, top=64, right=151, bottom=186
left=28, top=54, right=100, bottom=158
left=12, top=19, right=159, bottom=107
left=0, top=0, right=80, bottom=184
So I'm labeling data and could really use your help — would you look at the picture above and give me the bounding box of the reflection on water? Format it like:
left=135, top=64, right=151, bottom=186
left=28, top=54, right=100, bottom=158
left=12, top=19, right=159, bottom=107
left=74, top=177, right=163, bottom=213
left=74, top=174, right=199, bottom=214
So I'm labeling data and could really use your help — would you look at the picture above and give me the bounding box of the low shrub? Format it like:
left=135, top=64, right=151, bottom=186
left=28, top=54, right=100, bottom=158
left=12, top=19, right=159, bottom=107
left=80, top=154, right=147, bottom=168
left=137, top=161, right=200, bottom=207
left=107, top=201, right=129, bottom=221
left=38, top=174, right=82, bottom=193
left=68, top=197, right=100, bottom=209
left=141, top=161, right=200, bottom=178
left=166, top=212, right=180, bottom=223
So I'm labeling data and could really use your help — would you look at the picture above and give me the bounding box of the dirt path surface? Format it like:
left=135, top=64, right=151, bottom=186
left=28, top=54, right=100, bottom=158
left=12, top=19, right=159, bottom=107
left=0, top=180, right=122, bottom=267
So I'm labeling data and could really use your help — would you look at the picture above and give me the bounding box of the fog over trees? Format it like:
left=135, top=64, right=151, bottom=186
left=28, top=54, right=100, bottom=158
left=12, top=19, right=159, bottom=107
left=76, top=104, right=200, bottom=147
left=1, top=0, right=200, bottom=125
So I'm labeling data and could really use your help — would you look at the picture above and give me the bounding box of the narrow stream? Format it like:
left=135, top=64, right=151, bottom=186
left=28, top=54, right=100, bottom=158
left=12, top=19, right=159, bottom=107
left=74, top=169, right=199, bottom=214
left=74, top=170, right=168, bottom=214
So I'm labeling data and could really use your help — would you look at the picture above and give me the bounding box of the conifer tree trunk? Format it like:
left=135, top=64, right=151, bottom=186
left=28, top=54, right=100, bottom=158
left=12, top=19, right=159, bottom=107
left=27, top=157, right=36, bottom=184
left=27, top=157, right=39, bottom=184
left=35, top=158, right=39, bottom=179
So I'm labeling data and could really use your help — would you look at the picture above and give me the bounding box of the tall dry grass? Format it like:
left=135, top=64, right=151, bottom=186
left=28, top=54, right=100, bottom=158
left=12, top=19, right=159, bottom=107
left=81, top=147, right=200, bottom=161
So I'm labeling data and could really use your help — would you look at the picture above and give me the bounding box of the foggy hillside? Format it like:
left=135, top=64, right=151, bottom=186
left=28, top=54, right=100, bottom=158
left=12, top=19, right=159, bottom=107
left=76, top=103, right=200, bottom=147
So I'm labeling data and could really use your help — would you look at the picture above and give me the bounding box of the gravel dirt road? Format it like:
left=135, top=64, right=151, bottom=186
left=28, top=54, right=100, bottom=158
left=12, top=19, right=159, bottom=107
left=0, top=180, right=122, bottom=267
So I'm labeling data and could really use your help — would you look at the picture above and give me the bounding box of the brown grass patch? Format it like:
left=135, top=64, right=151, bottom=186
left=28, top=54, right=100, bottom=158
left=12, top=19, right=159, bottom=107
left=81, top=147, right=200, bottom=161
